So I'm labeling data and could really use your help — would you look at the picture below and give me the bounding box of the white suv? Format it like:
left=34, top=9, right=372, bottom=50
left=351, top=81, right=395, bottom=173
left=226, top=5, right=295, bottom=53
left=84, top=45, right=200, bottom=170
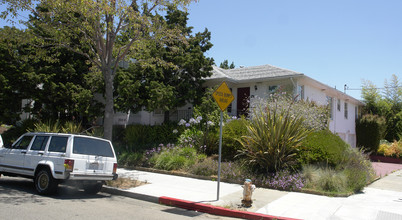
left=0, top=132, right=118, bottom=195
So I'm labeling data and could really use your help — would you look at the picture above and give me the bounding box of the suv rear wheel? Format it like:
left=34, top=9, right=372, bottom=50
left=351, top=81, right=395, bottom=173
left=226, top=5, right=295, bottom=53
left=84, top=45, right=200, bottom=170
left=34, top=169, right=58, bottom=195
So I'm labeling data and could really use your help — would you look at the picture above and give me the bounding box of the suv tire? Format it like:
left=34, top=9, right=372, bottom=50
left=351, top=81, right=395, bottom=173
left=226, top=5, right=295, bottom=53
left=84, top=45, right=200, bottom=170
left=83, top=182, right=103, bottom=195
left=34, top=169, right=58, bottom=195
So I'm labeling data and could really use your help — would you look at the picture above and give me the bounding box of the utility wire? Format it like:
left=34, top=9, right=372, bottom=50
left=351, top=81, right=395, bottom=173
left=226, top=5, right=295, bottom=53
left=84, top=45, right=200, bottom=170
left=345, top=86, right=402, bottom=91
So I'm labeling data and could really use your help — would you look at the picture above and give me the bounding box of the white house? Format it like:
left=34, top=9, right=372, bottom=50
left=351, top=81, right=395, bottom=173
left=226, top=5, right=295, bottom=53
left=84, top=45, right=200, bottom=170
left=123, top=64, right=363, bottom=147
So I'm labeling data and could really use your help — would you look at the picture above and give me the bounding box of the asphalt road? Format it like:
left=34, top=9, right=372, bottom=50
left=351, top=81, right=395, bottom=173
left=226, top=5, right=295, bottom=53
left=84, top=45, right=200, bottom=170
left=0, top=176, right=235, bottom=220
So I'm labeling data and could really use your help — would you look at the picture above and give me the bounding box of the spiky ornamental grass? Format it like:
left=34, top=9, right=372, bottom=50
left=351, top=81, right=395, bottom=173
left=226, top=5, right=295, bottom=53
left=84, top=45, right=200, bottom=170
left=237, top=98, right=313, bottom=173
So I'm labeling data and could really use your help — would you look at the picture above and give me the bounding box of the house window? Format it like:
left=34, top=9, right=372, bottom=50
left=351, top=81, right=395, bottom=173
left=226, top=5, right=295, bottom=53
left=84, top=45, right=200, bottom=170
left=326, top=96, right=333, bottom=120
left=297, top=85, right=304, bottom=100
left=337, top=99, right=341, bottom=111
left=268, top=85, right=278, bottom=94
left=355, top=106, right=359, bottom=120
left=344, top=102, right=348, bottom=119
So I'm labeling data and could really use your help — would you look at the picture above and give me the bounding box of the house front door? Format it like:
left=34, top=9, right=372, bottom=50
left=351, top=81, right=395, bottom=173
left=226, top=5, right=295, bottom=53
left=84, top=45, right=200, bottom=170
left=237, top=87, right=250, bottom=117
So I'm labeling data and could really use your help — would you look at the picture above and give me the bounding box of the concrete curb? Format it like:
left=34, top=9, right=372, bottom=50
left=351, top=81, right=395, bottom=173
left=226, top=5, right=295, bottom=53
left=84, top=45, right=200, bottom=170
left=101, top=186, right=159, bottom=204
left=102, top=186, right=298, bottom=220
left=159, top=196, right=301, bottom=220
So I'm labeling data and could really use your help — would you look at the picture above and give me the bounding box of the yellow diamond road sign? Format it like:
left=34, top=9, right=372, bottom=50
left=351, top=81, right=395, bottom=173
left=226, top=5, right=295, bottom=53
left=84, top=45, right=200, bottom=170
left=213, top=82, right=234, bottom=111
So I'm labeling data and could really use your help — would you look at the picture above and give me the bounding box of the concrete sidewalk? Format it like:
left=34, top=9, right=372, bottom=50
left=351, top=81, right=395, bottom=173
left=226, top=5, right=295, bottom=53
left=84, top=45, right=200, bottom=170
left=106, top=163, right=402, bottom=220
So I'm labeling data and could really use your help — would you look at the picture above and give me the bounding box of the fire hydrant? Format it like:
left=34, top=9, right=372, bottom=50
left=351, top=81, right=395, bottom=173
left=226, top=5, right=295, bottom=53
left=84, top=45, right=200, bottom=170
left=241, top=179, right=256, bottom=207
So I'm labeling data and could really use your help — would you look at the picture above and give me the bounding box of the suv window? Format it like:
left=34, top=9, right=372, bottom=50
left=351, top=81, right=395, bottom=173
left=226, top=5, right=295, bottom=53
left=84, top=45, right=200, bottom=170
left=73, top=137, right=114, bottom=157
left=48, top=136, right=68, bottom=153
left=14, top=135, right=34, bottom=149
left=31, top=136, right=49, bottom=151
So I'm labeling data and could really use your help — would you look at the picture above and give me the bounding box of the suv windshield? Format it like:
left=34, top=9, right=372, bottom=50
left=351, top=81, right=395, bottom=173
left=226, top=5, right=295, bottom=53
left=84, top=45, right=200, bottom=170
left=73, top=137, right=114, bottom=157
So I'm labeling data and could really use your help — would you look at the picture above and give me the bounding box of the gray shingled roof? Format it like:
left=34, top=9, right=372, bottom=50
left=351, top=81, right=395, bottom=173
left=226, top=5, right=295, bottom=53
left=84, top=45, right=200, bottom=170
left=208, top=64, right=304, bottom=82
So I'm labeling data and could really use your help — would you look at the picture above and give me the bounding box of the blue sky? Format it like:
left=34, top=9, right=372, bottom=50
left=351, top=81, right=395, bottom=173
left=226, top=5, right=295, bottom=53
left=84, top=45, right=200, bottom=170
left=187, top=0, right=402, bottom=99
left=1, top=1, right=401, bottom=100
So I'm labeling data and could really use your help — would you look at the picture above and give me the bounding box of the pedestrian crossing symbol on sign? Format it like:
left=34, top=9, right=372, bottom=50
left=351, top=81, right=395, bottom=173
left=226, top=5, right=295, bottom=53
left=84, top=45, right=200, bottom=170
left=212, top=82, right=234, bottom=112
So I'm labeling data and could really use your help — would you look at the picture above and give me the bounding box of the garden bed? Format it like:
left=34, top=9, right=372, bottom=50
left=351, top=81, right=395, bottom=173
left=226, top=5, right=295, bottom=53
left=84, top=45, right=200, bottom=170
left=369, top=155, right=402, bottom=164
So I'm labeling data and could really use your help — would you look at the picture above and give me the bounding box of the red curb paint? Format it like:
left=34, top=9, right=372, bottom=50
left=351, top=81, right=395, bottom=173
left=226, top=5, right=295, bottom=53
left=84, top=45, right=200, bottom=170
left=159, top=196, right=301, bottom=220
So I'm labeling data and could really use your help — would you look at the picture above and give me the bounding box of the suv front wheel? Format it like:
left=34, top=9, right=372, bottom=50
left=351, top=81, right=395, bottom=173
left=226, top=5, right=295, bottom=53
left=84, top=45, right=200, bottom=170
left=34, top=169, right=58, bottom=195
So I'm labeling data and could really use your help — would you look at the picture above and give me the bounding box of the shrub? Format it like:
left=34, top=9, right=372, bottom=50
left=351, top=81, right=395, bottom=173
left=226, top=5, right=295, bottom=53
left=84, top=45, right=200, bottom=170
left=1, top=119, right=37, bottom=146
left=252, top=94, right=329, bottom=131
left=302, top=145, right=375, bottom=194
left=189, top=157, right=218, bottom=176
left=221, top=118, right=248, bottom=161
left=377, top=143, right=389, bottom=156
left=203, top=131, right=219, bottom=156
left=124, top=124, right=179, bottom=152
left=178, top=128, right=204, bottom=149
left=29, top=120, right=86, bottom=134
left=387, top=141, right=402, bottom=158
left=254, top=170, right=305, bottom=191
left=118, top=152, right=144, bottom=167
left=297, top=129, right=349, bottom=167
left=238, top=102, right=312, bottom=173
left=149, top=145, right=206, bottom=171
left=192, top=87, right=231, bottom=155
left=188, top=158, right=246, bottom=181
left=61, top=121, right=83, bottom=133
left=384, top=111, right=402, bottom=142
left=30, top=120, right=61, bottom=133
left=189, top=158, right=305, bottom=192
left=339, top=147, right=376, bottom=192
left=316, top=168, right=347, bottom=193
left=356, top=114, right=386, bottom=153
left=204, top=117, right=248, bottom=160
left=377, top=141, right=402, bottom=158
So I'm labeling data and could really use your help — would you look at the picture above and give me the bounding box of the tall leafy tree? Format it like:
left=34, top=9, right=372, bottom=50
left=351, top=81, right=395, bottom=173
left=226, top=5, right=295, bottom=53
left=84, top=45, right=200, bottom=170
left=219, top=59, right=235, bottom=69
left=383, top=74, right=402, bottom=141
left=0, top=27, right=36, bottom=124
left=361, top=79, right=382, bottom=115
left=384, top=74, right=402, bottom=111
left=1, top=0, right=195, bottom=140
left=115, top=6, right=214, bottom=122
left=361, top=75, right=402, bottom=141
left=0, top=12, right=102, bottom=125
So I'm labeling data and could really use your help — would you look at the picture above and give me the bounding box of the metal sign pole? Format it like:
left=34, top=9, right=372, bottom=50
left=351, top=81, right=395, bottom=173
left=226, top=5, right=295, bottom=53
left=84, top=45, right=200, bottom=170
left=217, top=111, right=223, bottom=201
left=212, top=81, right=234, bottom=201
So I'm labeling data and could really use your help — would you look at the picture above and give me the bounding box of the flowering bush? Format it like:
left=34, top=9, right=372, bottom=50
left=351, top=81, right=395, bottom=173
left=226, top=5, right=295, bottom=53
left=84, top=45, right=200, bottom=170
left=377, top=140, right=402, bottom=158
left=177, top=117, right=207, bottom=153
left=251, top=94, right=329, bottom=130
left=188, top=158, right=305, bottom=191
left=254, top=170, right=305, bottom=191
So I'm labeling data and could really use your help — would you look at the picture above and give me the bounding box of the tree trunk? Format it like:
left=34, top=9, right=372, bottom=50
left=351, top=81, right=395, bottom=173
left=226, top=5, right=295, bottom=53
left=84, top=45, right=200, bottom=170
left=103, top=67, right=114, bottom=141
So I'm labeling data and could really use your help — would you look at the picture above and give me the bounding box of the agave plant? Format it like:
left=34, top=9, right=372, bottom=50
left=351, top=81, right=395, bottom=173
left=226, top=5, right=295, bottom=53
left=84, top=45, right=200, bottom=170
left=61, top=121, right=83, bottom=134
left=30, top=120, right=61, bottom=133
left=237, top=101, right=312, bottom=173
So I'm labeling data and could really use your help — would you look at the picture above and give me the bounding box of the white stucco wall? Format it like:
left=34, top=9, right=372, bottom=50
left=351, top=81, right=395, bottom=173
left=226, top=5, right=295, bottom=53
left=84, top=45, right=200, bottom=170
left=303, top=85, right=327, bottom=106
left=300, top=81, right=358, bottom=147
left=327, top=97, right=358, bottom=147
